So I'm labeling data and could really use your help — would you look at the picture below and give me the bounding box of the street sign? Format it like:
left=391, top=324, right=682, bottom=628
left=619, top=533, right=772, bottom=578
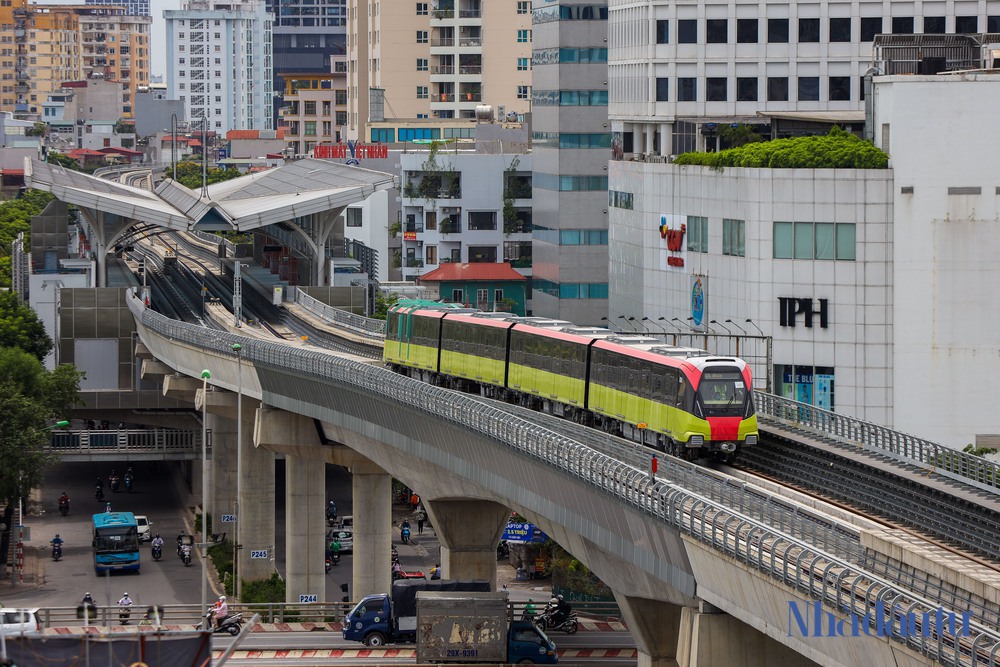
left=250, top=550, right=268, bottom=559
left=221, top=515, right=236, bottom=523
left=299, top=594, right=318, bottom=603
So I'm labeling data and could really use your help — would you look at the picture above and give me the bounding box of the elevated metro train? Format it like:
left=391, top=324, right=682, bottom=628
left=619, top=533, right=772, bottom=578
left=384, top=301, right=759, bottom=462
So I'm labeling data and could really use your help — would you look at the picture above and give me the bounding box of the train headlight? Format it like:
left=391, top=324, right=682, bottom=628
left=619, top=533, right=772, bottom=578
left=721, top=442, right=736, bottom=453
left=745, top=434, right=758, bottom=446
left=689, top=435, right=704, bottom=447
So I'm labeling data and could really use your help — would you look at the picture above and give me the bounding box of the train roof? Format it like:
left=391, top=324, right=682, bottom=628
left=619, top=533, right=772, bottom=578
left=442, top=311, right=517, bottom=329
left=605, top=335, right=662, bottom=346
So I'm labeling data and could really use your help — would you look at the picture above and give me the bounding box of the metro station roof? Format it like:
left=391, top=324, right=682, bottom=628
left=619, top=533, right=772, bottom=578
left=24, top=157, right=398, bottom=232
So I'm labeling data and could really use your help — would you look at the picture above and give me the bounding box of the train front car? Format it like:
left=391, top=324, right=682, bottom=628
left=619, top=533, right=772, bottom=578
left=687, top=357, right=759, bottom=461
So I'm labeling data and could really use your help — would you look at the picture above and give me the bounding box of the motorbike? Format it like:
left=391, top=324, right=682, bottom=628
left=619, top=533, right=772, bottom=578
left=204, top=609, right=244, bottom=635
left=95, top=486, right=105, bottom=501
left=400, top=526, right=411, bottom=544
left=51, top=542, right=62, bottom=561
left=497, top=540, right=510, bottom=560
left=58, top=498, right=69, bottom=517
left=329, top=551, right=340, bottom=567
left=180, top=544, right=192, bottom=566
left=119, top=605, right=132, bottom=625
left=152, top=544, right=162, bottom=561
left=536, top=607, right=578, bottom=634
left=326, top=503, right=338, bottom=526
left=124, top=475, right=133, bottom=493
left=109, top=475, right=121, bottom=493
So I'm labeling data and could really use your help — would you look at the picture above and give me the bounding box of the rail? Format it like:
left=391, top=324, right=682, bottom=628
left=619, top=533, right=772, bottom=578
left=129, top=292, right=1000, bottom=666
left=289, top=286, right=386, bottom=339
left=756, top=393, right=1000, bottom=495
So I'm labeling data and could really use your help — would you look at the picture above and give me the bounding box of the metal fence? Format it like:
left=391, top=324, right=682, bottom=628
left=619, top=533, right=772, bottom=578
left=46, top=429, right=202, bottom=458
left=189, top=229, right=236, bottom=257
left=128, top=292, right=1000, bottom=666
left=289, top=286, right=386, bottom=339
left=756, top=393, right=1000, bottom=495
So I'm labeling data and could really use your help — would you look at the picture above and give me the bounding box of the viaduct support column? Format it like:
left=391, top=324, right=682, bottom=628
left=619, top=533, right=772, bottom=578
left=614, top=594, right=684, bottom=667
left=237, top=398, right=275, bottom=585
left=197, top=392, right=238, bottom=538
left=674, top=602, right=818, bottom=667
left=425, top=499, right=508, bottom=590
left=255, top=405, right=328, bottom=603
left=285, top=455, right=326, bottom=603
left=352, top=459, right=392, bottom=601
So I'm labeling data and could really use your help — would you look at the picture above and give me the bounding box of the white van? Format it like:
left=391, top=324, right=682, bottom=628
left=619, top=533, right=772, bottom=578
left=0, top=608, right=40, bottom=635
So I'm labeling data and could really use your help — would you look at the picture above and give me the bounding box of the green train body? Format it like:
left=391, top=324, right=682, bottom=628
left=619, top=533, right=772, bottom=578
left=384, top=302, right=759, bottom=459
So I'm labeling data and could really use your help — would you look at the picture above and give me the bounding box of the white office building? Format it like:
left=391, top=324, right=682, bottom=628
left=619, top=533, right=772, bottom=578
left=608, top=68, right=1000, bottom=450
left=165, top=0, right=274, bottom=134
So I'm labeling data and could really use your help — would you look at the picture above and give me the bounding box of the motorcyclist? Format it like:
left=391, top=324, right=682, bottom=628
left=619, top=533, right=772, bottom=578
left=212, top=595, right=229, bottom=628
left=51, top=533, right=64, bottom=548
left=551, top=595, right=571, bottom=627
left=151, top=533, right=164, bottom=558
left=523, top=598, right=537, bottom=621
left=401, top=519, right=411, bottom=543
left=329, top=537, right=342, bottom=561
left=95, top=477, right=104, bottom=491
left=118, top=592, right=133, bottom=624
left=58, top=492, right=69, bottom=507
left=326, top=500, right=337, bottom=522
left=81, top=592, right=95, bottom=606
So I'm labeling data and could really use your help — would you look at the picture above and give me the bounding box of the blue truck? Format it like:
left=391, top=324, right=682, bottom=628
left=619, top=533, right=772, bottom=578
left=343, top=579, right=491, bottom=647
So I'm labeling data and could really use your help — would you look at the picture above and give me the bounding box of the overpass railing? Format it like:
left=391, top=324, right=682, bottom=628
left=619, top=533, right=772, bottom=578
left=289, top=286, right=386, bottom=339
left=129, top=293, right=1000, bottom=666
left=47, top=429, right=202, bottom=456
left=189, top=229, right=237, bottom=257
left=755, top=393, right=1000, bottom=495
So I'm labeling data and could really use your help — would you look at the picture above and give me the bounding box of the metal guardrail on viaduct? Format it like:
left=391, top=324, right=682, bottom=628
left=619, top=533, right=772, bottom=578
left=126, top=291, right=1000, bottom=667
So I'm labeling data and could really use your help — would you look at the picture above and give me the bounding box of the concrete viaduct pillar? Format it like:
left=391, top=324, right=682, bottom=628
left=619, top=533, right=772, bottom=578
left=237, top=396, right=274, bottom=586
left=424, top=499, right=508, bottom=590
left=255, top=405, right=327, bottom=603
left=351, top=459, right=392, bottom=601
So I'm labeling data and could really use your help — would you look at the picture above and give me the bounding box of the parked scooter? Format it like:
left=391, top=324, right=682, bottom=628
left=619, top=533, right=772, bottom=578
left=204, top=609, right=244, bottom=635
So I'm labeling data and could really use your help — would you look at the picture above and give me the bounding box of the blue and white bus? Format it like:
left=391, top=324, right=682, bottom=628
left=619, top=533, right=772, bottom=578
left=91, top=512, right=140, bottom=574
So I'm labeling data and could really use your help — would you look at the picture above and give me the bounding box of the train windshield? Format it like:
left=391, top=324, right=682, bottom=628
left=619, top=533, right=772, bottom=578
left=697, top=368, right=749, bottom=417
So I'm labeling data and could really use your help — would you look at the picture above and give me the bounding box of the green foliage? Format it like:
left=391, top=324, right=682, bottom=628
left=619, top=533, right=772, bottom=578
left=718, top=123, right=764, bottom=148
left=409, top=141, right=460, bottom=201
left=0, top=190, right=56, bottom=289
left=372, top=292, right=399, bottom=320
left=166, top=161, right=243, bottom=190
left=208, top=539, right=235, bottom=596
left=502, top=157, right=519, bottom=236
left=673, top=126, right=889, bottom=170
left=0, top=292, right=53, bottom=360
left=241, top=571, right=286, bottom=603
left=0, top=347, right=81, bottom=506
left=46, top=152, right=83, bottom=171
left=545, top=541, right=613, bottom=599
left=963, top=444, right=998, bottom=458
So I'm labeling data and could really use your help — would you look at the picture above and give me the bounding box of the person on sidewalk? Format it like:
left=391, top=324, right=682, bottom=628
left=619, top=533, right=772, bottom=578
left=415, top=508, right=426, bottom=535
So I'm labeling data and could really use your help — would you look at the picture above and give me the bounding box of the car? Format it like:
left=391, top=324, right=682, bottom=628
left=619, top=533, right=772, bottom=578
left=338, top=515, right=353, bottom=530
left=135, top=515, right=152, bottom=542
left=329, top=529, right=353, bottom=553
left=0, top=608, right=40, bottom=635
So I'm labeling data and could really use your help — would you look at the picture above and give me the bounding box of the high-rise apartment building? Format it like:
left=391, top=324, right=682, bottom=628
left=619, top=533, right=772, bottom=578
left=77, top=6, right=152, bottom=117
left=86, top=0, right=149, bottom=18
left=528, top=0, right=609, bottom=325
left=279, top=61, right=349, bottom=155
left=165, top=0, right=274, bottom=134
left=265, top=0, right=345, bottom=128
left=345, top=0, right=532, bottom=141
left=0, top=0, right=80, bottom=119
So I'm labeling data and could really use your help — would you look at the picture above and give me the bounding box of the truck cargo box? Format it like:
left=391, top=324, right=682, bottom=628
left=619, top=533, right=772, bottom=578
left=416, top=591, right=509, bottom=664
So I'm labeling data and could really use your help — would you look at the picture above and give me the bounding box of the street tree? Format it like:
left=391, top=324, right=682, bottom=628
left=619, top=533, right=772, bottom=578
left=0, top=347, right=82, bottom=571
left=0, top=291, right=52, bottom=361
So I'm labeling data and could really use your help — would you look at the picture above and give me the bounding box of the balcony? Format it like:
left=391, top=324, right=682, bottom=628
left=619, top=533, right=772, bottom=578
left=405, top=223, right=425, bottom=233
left=440, top=222, right=460, bottom=234
left=458, top=65, right=482, bottom=75
left=431, top=8, right=454, bottom=19
left=435, top=93, right=456, bottom=102
left=458, top=37, right=481, bottom=47
left=459, top=9, right=481, bottom=18
left=458, top=92, right=482, bottom=103
left=432, top=38, right=455, bottom=47
left=405, top=258, right=424, bottom=268
left=431, top=65, right=454, bottom=74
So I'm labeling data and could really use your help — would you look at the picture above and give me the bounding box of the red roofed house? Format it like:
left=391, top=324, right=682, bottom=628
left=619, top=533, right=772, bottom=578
left=417, top=262, right=526, bottom=315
